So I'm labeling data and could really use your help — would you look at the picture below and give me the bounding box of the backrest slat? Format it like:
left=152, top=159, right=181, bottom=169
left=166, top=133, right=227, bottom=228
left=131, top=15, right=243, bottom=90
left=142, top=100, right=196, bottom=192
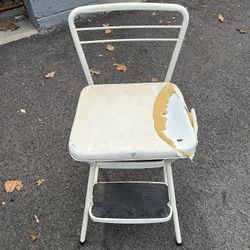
left=68, top=3, right=189, bottom=85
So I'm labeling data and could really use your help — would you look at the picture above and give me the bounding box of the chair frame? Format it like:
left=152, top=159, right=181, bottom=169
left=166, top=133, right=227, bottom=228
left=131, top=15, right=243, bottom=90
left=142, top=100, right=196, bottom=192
left=68, top=2, right=189, bottom=85
left=68, top=3, right=191, bottom=245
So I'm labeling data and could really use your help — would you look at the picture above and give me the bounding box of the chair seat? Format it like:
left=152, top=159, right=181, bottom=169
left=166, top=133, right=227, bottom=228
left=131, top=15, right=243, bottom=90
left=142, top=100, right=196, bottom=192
left=69, top=82, right=197, bottom=162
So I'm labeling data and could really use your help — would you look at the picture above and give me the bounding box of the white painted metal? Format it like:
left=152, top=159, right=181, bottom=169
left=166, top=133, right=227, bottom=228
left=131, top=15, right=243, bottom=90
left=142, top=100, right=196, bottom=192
left=97, top=160, right=166, bottom=169
left=163, top=165, right=168, bottom=185
left=165, top=14, right=188, bottom=82
left=165, top=161, right=182, bottom=244
left=80, top=164, right=97, bottom=243
left=76, top=25, right=182, bottom=31
left=80, top=38, right=178, bottom=44
left=68, top=2, right=189, bottom=85
left=94, top=167, right=99, bottom=183
left=89, top=204, right=172, bottom=224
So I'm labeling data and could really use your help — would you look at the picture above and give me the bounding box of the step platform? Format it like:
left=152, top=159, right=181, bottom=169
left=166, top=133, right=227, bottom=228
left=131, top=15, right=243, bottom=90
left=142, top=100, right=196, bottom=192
left=89, top=182, right=172, bottom=223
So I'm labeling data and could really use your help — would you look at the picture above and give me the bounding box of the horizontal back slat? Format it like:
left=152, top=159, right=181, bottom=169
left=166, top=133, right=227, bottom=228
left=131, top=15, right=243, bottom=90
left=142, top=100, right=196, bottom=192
left=80, top=38, right=178, bottom=44
left=68, top=3, right=189, bottom=85
left=76, top=25, right=182, bottom=31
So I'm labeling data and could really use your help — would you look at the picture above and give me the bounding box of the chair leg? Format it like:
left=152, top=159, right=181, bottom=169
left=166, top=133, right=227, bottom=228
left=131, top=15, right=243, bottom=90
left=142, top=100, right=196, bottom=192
left=165, top=161, right=182, bottom=245
left=80, top=163, right=97, bottom=243
left=94, top=167, right=99, bottom=183
left=162, top=165, right=168, bottom=185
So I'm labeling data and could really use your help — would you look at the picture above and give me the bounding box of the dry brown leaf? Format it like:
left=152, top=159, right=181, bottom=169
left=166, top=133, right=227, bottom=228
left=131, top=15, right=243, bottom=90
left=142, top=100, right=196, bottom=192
left=114, top=63, right=127, bottom=72
left=106, top=44, right=114, bottom=51
left=31, top=235, right=38, bottom=242
left=104, top=29, right=112, bottom=34
left=90, top=69, right=100, bottom=75
left=151, top=78, right=159, bottom=83
left=20, top=109, right=26, bottom=113
left=159, top=20, right=164, bottom=24
left=102, top=23, right=112, bottom=34
left=237, top=28, right=246, bottom=34
left=4, top=180, right=23, bottom=193
left=45, top=71, right=56, bottom=79
left=0, top=23, right=19, bottom=31
left=36, top=179, right=45, bottom=187
left=218, top=14, right=224, bottom=23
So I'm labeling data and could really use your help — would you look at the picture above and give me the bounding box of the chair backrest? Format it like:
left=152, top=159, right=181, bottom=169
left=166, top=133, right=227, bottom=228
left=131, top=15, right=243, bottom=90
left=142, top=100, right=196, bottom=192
left=68, top=3, right=189, bottom=85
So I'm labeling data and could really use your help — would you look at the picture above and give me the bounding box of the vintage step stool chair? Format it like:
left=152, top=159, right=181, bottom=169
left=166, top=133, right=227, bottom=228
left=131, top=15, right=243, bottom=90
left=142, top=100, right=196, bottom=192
left=68, top=2, right=198, bottom=245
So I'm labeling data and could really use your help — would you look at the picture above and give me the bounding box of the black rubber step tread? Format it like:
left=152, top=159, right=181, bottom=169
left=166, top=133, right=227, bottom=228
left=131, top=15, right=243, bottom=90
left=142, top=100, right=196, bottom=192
left=91, top=183, right=170, bottom=219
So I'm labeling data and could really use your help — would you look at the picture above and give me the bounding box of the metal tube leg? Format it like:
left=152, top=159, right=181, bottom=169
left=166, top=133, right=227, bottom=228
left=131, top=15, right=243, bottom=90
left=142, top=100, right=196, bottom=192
left=165, top=162, right=182, bottom=244
left=80, top=163, right=97, bottom=243
left=163, top=165, right=168, bottom=185
left=94, top=167, right=99, bottom=183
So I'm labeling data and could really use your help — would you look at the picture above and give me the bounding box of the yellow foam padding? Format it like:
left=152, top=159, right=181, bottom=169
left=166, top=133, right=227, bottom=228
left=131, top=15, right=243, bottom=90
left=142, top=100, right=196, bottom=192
left=153, top=83, right=195, bottom=157
left=153, top=83, right=176, bottom=147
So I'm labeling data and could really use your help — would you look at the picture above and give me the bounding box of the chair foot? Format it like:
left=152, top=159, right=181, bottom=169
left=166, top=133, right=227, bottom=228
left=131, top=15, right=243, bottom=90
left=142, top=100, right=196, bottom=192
left=175, top=240, right=183, bottom=246
left=79, top=240, right=86, bottom=244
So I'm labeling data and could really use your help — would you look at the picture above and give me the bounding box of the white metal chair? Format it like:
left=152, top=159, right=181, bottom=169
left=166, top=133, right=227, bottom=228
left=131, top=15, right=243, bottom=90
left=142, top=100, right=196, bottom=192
left=68, top=2, right=198, bottom=245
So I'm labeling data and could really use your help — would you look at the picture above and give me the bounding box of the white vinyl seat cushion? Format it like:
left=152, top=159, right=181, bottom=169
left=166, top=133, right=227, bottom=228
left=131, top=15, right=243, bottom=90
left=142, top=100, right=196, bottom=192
left=69, top=82, right=198, bottom=162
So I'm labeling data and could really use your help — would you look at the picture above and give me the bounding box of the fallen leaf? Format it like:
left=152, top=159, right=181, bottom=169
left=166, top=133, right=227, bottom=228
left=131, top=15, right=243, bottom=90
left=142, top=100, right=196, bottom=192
left=90, top=69, right=100, bottom=75
left=4, top=180, right=23, bottom=193
left=36, top=179, right=45, bottom=187
left=152, top=78, right=159, bottom=83
left=159, top=20, right=164, bottom=24
left=45, top=71, right=56, bottom=79
left=218, top=14, right=224, bottom=23
left=114, top=63, right=127, bottom=72
left=236, top=28, right=246, bottom=34
left=31, top=235, right=38, bottom=242
left=152, top=12, right=156, bottom=16
left=0, top=23, right=19, bottom=31
left=102, top=23, right=112, bottom=34
left=20, top=109, right=26, bottom=113
left=106, top=44, right=114, bottom=51
left=34, top=214, right=39, bottom=223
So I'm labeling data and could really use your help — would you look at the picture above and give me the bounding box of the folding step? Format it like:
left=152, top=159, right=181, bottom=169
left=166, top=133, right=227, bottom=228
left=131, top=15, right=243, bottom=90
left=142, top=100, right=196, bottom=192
left=89, top=182, right=172, bottom=223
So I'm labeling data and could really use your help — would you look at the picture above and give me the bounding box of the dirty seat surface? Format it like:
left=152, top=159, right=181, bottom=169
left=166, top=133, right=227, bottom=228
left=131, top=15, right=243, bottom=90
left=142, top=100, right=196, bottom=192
left=69, top=83, right=197, bottom=162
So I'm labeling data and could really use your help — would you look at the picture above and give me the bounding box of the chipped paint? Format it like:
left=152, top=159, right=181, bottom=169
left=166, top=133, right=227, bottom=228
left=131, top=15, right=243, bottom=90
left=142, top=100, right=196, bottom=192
left=153, top=83, right=196, bottom=157
left=153, top=83, right=176, bottom=147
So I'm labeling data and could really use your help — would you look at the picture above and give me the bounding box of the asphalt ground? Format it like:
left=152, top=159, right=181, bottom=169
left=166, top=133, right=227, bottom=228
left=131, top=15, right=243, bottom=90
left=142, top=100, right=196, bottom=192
left=0, top=0, right=249, bottom=249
